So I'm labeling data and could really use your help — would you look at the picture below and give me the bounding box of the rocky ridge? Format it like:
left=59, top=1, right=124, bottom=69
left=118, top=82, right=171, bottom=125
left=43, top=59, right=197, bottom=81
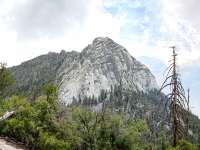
left=9, top=37, right=158, bottom=104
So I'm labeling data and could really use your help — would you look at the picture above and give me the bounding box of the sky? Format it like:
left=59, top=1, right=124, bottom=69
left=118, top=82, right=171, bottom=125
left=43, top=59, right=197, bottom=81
left=0, top=0, right=200, bottom=117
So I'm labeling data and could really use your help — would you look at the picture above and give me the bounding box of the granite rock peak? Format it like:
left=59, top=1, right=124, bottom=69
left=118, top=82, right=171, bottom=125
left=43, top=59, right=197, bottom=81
left=9, top=37, right=158, bottom=104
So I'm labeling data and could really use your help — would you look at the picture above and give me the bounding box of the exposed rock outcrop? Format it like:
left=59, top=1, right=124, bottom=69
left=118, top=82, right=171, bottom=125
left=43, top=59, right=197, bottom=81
left=57, top=37, right=158, bottom=104
left=9, top=37, right=158, bottom=104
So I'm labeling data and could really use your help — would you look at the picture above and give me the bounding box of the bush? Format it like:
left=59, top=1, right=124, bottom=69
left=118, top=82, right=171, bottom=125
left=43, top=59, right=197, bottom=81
left=167, top=139, right=198, bottom=150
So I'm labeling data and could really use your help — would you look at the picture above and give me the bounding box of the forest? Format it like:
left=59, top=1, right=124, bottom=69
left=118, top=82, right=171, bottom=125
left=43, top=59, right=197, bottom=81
left=0, top=53, right=200, bottom=150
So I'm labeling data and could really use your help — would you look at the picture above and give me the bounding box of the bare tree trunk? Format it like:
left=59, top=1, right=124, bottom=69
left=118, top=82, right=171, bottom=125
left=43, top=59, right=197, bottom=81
left=0, top=111, right=14, bottom=122
left=172, top=46, right=178, bottom=147
left=186, top=88, right=190, bottom=140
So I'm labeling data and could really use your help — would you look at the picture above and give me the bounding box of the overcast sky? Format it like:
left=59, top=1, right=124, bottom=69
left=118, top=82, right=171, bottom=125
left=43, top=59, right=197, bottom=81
left=0, top=0, right=200, bottom=117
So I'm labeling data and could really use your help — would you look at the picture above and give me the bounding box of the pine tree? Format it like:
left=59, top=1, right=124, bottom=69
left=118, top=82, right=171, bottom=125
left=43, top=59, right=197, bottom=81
left=0, top=62, right=15, bottom=99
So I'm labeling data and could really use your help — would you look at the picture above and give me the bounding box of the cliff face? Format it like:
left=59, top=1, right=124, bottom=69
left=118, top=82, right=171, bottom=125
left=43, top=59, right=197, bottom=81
left=9, top=37, right=158, bottom=104
left=58, top=37, right=158, bottom=103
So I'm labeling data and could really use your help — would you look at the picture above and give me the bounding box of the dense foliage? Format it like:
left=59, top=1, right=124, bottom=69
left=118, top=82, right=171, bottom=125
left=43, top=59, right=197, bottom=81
left=0, top=90, right=151, bottom=149
left=71, top=84, right=200, bottom=149
left=168, top=139, right=198, bottom=150
left=0, top=64, right=199, bottom=149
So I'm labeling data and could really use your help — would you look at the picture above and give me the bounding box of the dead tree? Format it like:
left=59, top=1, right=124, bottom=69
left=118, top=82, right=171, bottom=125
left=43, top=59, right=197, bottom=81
left=185, top=88, right=190, bottom=140
left=158, top=46, right=188, bottom=147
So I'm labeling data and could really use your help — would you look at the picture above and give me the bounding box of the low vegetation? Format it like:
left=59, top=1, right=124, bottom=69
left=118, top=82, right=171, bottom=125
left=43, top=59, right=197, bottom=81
left=0, top=62, right=199, bottom=149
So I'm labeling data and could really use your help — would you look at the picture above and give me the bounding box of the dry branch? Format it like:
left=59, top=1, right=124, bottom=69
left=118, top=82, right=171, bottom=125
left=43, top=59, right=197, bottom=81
left=0, top=111, right=14, bottom=122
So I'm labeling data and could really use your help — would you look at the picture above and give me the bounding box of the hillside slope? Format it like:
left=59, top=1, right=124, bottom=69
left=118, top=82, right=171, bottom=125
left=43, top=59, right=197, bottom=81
left=9, top=37, right=158, bottom=104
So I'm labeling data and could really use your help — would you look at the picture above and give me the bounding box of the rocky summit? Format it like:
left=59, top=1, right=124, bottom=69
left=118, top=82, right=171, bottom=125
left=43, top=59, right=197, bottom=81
left=9, top=37, right=159, bottom=104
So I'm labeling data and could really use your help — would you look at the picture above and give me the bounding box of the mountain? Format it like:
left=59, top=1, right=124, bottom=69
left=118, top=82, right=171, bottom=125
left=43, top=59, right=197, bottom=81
left=6, top=37, right=200, bottom=147
left=9, top=37, right=158, bottom=104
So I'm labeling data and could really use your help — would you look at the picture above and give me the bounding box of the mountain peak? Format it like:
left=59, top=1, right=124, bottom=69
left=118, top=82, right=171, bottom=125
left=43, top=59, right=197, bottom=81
left=58, top=37, right=159, bottom=103
left=82, top=37, right=128, bottom=57
left=93, top=37, right=113, bottom=42
left=9, top=37, right=158, bottom=104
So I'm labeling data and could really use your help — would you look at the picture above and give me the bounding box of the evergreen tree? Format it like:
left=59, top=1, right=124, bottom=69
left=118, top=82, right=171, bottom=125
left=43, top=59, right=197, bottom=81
left=0, top=63, right=15, bottom=99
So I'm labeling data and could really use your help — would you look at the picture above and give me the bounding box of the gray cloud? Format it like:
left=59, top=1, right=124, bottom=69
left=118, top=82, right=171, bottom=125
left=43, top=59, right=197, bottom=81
left=3, top=0, right=91, bottom=39
left=172, top=0, right=200, bottom=27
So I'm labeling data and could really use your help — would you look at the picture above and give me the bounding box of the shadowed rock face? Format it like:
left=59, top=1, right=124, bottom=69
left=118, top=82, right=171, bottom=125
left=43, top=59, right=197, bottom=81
left=9, top=37, right=158, bottom=104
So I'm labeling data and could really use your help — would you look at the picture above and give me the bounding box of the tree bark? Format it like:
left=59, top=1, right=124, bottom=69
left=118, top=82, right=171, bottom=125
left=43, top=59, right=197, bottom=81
left=172, top=46, right=178, bottom=147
